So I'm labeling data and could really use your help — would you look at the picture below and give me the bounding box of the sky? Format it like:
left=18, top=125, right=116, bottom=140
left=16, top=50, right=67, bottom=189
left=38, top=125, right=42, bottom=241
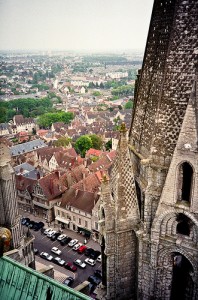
left=0, top=0, right=154, bottom=52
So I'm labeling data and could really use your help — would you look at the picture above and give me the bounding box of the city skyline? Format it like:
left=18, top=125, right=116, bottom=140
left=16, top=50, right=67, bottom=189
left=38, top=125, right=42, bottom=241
left=0, top=0, right=153, bottom=52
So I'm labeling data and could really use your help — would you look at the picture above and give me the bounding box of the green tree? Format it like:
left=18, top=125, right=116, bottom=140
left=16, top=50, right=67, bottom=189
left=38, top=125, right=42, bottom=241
left=105, top=140, right=112, bottom=151
left=89, top=134, right=103, bottom=150
left=92, top=91, right=101, bottom=97
left=37, top=111, right=74, bottom=128
left=53, top=137, right=72, bottom=147
left=125, top=100, right=133, bottom=109
left=74, top=135, right=93, bottom=157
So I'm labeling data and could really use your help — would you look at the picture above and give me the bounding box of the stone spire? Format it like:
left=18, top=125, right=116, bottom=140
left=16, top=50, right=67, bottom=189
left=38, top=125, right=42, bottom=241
left=111, top=123, right=140, bottom=225
left=0, top=139, right=23, bottom=248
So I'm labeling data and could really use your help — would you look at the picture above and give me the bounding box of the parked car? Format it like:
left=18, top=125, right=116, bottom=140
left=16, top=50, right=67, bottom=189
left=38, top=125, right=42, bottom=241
left=97, top=255, right=101, bottom=262
left=73, top=259, right=86, bottom=269
left=51, top=232, right=61, bottom=241
left=88, top=275, right=101, bottom=285
left=44, top=228, right=53, bottom=235
left=63, top=276, right=74, bottom=287
left=60, top=236, right=72, bottom=246
left=28, top=221, right=35, bottom=229
left=90, top=250, right=101, bottom=260
left=94, top=269, right=102, bottom=278
left=68, top=239, right=78, bottom=247
left=84, top=247, right=94, bottom=257
left=57, top=234, right=67, bottom=241
left=34, top=248, right=39, bottom=255
left=72, top=243, right=82, bottom=251
left=25, top=219, right=31, bottom=227
left=35, top=221, right=45, bottom=231
left=21, top=217, right=29, bottom=225
left=51, top=247, right=62, bottom=255
left=53, top=257, right=65, bottom=266
left=64, top=262, right=77, bottom=272
left=40, top=252, right=53, bottom=261
left=85, top=258, right=96, bottom=266
left=47, top=230, right=57, bottom=238
left=77, top=245, right=87, bottom=254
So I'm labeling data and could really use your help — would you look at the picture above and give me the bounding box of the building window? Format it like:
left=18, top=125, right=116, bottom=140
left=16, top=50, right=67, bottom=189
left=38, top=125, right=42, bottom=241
left=85, top=220, right=88, bottom=228
left=178, top=162, right=193, bottom=203
left=79, top=218, right=81, bottom=225
left=176, top=213, right=191, bottom=236
left=73, top=216, right=76, bottom=222
left=95, top=222, right=98, bottom=230
left=57, top=210, right=60, bottom=216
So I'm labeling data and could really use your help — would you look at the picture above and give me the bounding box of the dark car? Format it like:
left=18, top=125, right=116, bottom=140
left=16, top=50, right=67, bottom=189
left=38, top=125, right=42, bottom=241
left=94, top=269, right=102, bottom=278
left=84, top=247, right=94, bottom=257
left=25, top=219, right=31, bottom=226
left=28, top=221, right=35, bottom=229
left=63, top=276, right=74, bottom=287
left=51, top=232, right=61, bottom=241
left=37, top=221, right=45, bottom=229
left=64, top=262, right=77, bottom=272
left=33, top=222, right=40, bottom=231
left=60, top=236, right=72, bottom=246
left=88, top=275, right=101, bottom=285
left=34, top=248, right=39, bottom=255
left=21, top=217, right=29, bottom=225
left=90, top=250, right=101, bottom=260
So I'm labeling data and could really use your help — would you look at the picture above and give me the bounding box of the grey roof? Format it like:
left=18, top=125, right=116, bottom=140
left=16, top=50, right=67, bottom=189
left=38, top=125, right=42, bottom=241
left=10, top=139, right=46, bottom=156
left=14, top=162, right=43, bottom=179
left=0, top=123, right=9, bottom=130
left=14, top=162, right=35, bottom=173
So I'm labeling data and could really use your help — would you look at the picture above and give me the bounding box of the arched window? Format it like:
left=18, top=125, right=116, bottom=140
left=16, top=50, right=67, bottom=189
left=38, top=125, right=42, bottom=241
left=176, top=213, right=191, bottom=236
left=178, top=162, right=193, bottom=203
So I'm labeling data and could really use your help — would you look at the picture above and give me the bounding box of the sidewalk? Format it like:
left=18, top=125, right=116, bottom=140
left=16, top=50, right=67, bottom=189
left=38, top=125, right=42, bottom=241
left=20, top=210, right=101, bottom=251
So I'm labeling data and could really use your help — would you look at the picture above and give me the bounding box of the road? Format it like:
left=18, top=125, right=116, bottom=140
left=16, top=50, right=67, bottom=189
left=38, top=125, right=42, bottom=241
left=27, top=227, right=102, bottom=287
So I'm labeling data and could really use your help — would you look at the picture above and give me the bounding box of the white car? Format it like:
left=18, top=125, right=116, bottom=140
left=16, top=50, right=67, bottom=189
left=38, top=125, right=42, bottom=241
left=53, top=257, right=65, bottom=266
left=72, top=243, right=82, bottom=251
left=68, top=239, right=78, bottom=247
left=47, top=230, right=56, bottom=238
left=40, top=252, right=53, bottom=261
left=57, top=234, right=67, bottom=241
left=44, top=228, right=53, bottom=235
left=51, top=247, right=62, bottom=255
left=97, top=255, right=101, bottom=262
left=85, top=258, right=96, bottom=266
left=74, top=259, right=86, bottom=269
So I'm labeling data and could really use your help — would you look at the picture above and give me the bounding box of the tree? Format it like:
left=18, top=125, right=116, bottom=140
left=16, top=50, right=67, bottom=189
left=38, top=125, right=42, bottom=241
left=89, top=134, right=103, bottom=150
left=92, top=91, right=101, bottom=97
left=37, top=111, right=74, bottom=128
left=53, top=137, right=72, bottom=147
left=125, top=100, right=133, bottom=109
left=74, top=135, right=93, bottom=157
left=105, top=140, right=112, bottom=151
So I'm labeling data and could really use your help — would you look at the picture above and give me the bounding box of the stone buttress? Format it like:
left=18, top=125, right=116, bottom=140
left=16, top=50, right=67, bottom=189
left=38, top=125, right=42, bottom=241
left=98, top=124, right=140, bottom=300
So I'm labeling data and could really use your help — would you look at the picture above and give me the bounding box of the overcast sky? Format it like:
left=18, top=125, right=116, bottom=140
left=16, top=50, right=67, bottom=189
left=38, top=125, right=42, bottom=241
left=0, top=0, right=154, bottom=52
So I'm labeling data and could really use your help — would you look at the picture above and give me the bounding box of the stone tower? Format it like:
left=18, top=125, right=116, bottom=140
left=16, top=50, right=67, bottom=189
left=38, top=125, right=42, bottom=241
left=98, top=0, right=198, bottom=299
left=98, top=124, right=140, bottom=300
left=0, top=139, right=35, bottom=267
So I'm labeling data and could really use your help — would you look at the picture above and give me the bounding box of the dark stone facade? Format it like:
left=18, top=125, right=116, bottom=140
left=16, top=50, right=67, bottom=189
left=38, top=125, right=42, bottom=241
left=98, top=1, right=198, bottom=299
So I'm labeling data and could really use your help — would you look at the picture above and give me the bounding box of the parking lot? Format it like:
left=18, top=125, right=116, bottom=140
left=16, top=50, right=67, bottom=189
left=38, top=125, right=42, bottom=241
left=21, top=215, right=102, bottom=289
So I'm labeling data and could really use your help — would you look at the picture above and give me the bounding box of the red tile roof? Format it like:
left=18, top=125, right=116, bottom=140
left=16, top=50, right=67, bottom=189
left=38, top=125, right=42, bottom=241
left=38, top=171, right=66, bottom=200
left=61, top=187, right=99, bottom=213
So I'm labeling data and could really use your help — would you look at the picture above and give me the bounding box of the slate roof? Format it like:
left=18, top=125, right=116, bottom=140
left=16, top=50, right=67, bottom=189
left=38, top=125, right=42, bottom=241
left=0, top=256, right=90, bottom=300
left=11, top=139, right=46, bottom=157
